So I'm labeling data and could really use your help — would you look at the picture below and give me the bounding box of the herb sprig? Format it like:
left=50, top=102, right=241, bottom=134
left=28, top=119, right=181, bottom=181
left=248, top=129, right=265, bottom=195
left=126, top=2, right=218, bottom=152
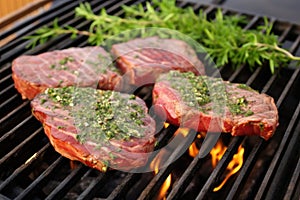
left=24, top=0, right=300, bottom=73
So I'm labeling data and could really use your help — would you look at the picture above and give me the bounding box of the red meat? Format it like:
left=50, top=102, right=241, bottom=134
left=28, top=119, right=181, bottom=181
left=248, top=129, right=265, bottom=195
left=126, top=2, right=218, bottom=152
left=152, top=71, right=279, bottom=140
left=31, top=87, right=156, bottom=171
left=12, top=47, right=121, bottom=99
left=111, top=37, right=205, bottom=87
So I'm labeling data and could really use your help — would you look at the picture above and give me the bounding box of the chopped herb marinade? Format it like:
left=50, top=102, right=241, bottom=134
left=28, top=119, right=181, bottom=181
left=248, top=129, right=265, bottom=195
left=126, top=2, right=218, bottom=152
left=45, top=87, right=75, bottom=106
left=59, top=56, right=74, bottom=65
left=85, top=53, right=117, bottom=74
left=237, top=83, right=256, bottom=92
left=45, top=87, right=146, bottom=144
left=164, top=71, right=254, bottom=116
left=49, top=56, right=74, bottom=70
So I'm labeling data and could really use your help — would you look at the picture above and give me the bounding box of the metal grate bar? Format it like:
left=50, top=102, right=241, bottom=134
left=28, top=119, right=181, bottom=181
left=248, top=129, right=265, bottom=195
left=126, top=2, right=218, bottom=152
left=15, top=156, right=66, bottom=200
left=283, top=145, right=300, bottom=200
left=190, top=15, right=268, bottom=200
left=0, top=115, right=33, bottom=143
left=0, top=2, right=87, bottom=58
left=0, top=94, right=27, bottom=120
left=265, top=103, right=300, bottom=199
left=244, top=23, right=293, bottom=86
left=177, top=0, right=189, bottom=7
left=107, top=173, right=140, bottom=200
left=227, top=18, right=276, bottom=83
left=0, top=0, right=121, bottom=64
left=0, top=0, right=76, bottom=40
left=198, top=23, right=298, bottom=198
left=222, top=31, right=293, bottom=199
left=210, top=15, right=259, bottom=79
left=104, top=125, right=178, bottom=199
left=1, top=1, right=300, bottom=199
left=166, top=152, right=203, bottom=200
left=0, top=101, right=30, bottom=131
left=195, top=137, right=243, bottom=199
left=0, top=74, right=11, bottom=85
left=45, top=164, right=87, bottom=200
left=0, top=84, right=14, bottom=100
left=0, top=125, right=43, bottom=168
left=138, top=165, right=173, bottom=200
left=160, top=10, right=296, bottom=199
left=76, top=171, right=107, bottom=200
left=0, top=0, right=126, bottom=116
left=255, top=101, right=300, bottom=200
left=0, top=63, right=11, bottom=74
left=226, top=41, right=300, bottom=200
left=275, top=39, right=300, bottom=105
left=0, top=143, right=51, bottom=194
left=0, top=0, right=80, bottom=53
left=1, top=0, right=116, bottom=53
left=138, top=130, right=196, bottom=200
left=225, top=139, right=264, bottom=200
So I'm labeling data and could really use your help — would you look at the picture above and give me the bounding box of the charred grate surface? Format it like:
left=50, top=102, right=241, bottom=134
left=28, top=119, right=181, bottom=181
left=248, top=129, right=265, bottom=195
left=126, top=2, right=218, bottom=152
left=1, top=0, right=300, bottom=199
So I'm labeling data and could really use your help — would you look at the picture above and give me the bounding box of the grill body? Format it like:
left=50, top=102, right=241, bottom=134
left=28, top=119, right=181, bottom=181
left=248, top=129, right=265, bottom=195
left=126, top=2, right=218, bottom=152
left=0, top=0, right=300, bottom=199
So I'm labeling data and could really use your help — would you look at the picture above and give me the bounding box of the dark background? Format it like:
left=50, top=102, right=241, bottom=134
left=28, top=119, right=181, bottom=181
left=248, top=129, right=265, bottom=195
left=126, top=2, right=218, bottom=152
left=190, top=0, right=300, bottom=24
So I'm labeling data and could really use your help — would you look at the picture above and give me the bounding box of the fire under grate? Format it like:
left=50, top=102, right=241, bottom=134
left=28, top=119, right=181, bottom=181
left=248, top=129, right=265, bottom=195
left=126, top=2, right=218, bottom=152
left=1, top=0, right=300, bottom=199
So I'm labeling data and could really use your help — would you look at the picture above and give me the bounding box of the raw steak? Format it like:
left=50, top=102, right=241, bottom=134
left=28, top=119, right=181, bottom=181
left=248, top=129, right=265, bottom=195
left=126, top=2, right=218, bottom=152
left=31, top=86, right=156, bottom=171
left=12, top=47, right=121, bottom=99
left=111, top=37, right=205, bottom=87
left=152, top=71, right=278, bottom=140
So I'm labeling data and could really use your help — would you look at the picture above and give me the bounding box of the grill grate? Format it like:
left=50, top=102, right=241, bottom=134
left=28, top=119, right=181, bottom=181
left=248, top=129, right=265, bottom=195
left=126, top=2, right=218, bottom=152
left=1, top=0, right=300, bottom=199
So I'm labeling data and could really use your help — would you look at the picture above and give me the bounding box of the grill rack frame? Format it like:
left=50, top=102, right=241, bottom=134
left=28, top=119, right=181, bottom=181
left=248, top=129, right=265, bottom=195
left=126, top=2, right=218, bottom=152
left=1, top=0, right=300, bottom=199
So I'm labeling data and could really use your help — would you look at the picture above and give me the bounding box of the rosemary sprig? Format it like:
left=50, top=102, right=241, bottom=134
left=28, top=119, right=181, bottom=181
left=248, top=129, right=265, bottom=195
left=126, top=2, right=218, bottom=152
left=24, top=0, right=300, bottom=73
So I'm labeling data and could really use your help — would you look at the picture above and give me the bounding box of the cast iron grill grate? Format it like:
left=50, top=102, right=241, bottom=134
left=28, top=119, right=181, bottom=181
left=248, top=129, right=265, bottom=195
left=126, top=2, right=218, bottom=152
left=0, top=0, right=299, bottom=199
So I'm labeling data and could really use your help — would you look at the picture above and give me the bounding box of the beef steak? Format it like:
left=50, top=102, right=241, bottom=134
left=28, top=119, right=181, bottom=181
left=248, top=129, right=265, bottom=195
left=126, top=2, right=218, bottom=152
left=152, top=71, right=278, bottom=140
left=31, top=86, right=156, bottom=171
left=12, top=47, right=121, bottom=99
left=111, top=37, right=205, bottom=87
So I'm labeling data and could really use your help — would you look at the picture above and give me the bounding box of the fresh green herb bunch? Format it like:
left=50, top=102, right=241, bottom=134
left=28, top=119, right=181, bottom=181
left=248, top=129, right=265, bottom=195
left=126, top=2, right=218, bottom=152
left=24, top=0, right=300, bottom=73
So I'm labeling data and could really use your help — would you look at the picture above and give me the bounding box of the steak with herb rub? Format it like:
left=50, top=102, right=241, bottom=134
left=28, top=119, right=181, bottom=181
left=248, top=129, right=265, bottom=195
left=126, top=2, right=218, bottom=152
left=12, top=47, right=121, bottom=99
left=31, top=86, right=156, bottom=171
left=111, top=37, right=205, bottom=87
left=153, top=71, right=278, bottom=140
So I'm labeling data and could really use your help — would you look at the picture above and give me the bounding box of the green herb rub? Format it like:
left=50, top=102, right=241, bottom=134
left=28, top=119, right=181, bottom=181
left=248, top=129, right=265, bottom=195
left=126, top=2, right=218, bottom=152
left=45, top=87, right=146, bottom=144
left=164, top=71, right=254, bottom=116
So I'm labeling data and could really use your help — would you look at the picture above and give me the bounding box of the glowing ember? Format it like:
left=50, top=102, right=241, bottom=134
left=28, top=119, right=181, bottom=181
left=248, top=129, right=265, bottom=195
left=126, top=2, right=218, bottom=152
left=210, top=141, right=245, bottom=192
left=164, top=122, right=170, bottom=128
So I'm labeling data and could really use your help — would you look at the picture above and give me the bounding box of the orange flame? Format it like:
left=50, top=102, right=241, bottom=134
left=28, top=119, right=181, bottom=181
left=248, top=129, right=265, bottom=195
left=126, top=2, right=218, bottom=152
left=188, top=134, right=201, bottom=157
left=210, top=141, right=244, bottom=192
left=189, top=141, right=199, bottom=157
left=210, top=140, right=227, bottom=168
left=150, top=151, right=172, bottom=199
left=150, top=127, right=189, bottom=199
left=158, top=174, right=171, bottom=200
